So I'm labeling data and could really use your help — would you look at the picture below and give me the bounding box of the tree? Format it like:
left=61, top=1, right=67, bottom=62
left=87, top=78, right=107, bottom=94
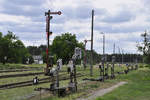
left=137, top=30, right=150, bottom=63
left=0, top=31, right=14, bottom=64
left=0, top=31, right=29, bottom=64
left=27, top=45, right=46, bottom=56
left=85, top=50, right=101, bottom=65
left=29, top=55, right=34, bottom=64
left=51, top=33, right=84, bottom=64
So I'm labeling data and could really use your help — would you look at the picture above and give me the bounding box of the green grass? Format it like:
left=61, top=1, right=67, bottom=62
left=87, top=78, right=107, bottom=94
left=0, top=63, right=25, bottom=69
left=0, top=74, right=48, bottom=85
left=0, top=82, right=51, bottom=100
left=39, top=64, right=128, bottom=100
left=0, top=70, right=42, bottom=76
left=96, top=68, right=150, bottom=100
left=0, top=63, right=46, bottom=69
left=0, top=64, right=87, bottom=100
left=0, top=63, right=143, bottom=100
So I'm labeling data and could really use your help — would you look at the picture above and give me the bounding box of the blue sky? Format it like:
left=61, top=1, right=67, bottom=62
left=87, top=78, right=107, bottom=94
left=0, top=0, right=149, bottom=54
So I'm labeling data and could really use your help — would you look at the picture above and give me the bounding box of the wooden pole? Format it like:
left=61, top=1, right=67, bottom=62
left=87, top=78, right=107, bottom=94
left=90, top=10, right=94, bottom=76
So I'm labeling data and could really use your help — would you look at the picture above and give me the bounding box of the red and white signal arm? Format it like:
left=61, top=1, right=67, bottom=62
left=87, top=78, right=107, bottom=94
left=58, top=11, right=61, bottom=15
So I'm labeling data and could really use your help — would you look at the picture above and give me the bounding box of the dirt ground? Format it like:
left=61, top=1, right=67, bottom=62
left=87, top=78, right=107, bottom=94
left=76, top=81, right=127, bottom=100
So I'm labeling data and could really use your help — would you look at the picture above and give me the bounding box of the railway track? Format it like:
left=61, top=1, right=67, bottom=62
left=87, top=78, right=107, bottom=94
left=0, top=67, right=43, bottom=73
left=0, top=66, right=43, bottom=70
left=0, top=72, right=44, bottom=79
left=0, top=69, right=84, bottom=79
left=0, top=66, right=133, bottom=90
left=0, top=69, right=35, bottom=73
left=0, top=68, right=42, bottom=73
left=0, top=73, right=85, bottom=90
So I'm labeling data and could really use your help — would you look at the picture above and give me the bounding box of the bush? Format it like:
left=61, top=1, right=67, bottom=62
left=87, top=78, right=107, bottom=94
left=144, top=64, right=150, bottom=68
left=139, top=65, right=144, bottom=68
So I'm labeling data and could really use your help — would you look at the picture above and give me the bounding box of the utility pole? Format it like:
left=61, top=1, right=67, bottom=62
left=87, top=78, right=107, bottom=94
left=100, top=32, right=105, bottom=61
left=90, top=10, right=94, bottom=76
left=118, top=47, right=121, bottom=64
left=45, top=10, right=61, bottom=75
left=103, top=34, right=105, bottom=56
left=84, top=40, right=87, bottom=70
left=121, top=48, right=124, bottom=64
left=130, top=53, right=131, bottom=63
left=100, top=32, right=105, bottom=81
left=113, top=43, right=115, bottom=54
left=103, top=33, right=105, bottom=61
left=84, top=39, right=91, bottom=70
left=111, top=43, right=115, bottom=79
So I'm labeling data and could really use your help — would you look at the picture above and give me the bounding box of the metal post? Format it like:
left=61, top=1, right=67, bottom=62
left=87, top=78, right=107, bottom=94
left=84, top=40, right=87, bottom=70
left=56, top=63, right=59, bottom=88
left=101, top=32, right=105, bottom=61
left=45, top=10, right=61, bottom=74
left=90, top=10, right=94, bottom=76
left=103, top=34, right=105, bottom=59
left=56, top=65, right=59, bottom=95
left=45, top=10, right=61, bottom=93
left=45, top=10, right=51, bottom=70
left=113, top=43, right=115, bottom=73
left=101, top=32, right=105, bottom=81
left=102, top=65, right=104, bottom=81
left=122, top=49, right=124, bottom=64
left=84, top=39, right=91, bottom=70
left=118, top=47, right=121, bottom=64
left=73, top=60, right=77, bottom=91
left=113, top=43, right=115, bottom=54
left=111, top=43, right=116, bottom=79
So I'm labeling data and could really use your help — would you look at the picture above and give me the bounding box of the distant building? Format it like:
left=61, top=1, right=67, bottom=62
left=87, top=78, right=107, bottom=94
left=33, top=55, right=43, bottom=64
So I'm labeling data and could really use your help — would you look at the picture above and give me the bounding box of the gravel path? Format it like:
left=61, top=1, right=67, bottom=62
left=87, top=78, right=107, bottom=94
left=76, top=81, right=127, bottom=100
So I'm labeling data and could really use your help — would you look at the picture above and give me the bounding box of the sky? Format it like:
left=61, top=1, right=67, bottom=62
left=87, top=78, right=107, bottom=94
left=0, top=0, right=149, bottom=54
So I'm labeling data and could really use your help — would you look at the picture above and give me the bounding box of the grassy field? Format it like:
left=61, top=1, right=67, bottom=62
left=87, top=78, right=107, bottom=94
left=0, top=63, right=91, bottom=100
left=0, top=63, right=46, bottom=69
left=39, top=64, right=129, bottom=100
left=96, top=67, right=150, bottom=100
left=0, top=63, right=146, bottom=100
left=0, top=63, right=46, bottom=85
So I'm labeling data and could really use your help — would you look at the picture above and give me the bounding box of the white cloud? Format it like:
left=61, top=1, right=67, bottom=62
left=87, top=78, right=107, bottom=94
left=0, top=14, right=31, bottom=23
left=0, top=0, right=149, bottom=54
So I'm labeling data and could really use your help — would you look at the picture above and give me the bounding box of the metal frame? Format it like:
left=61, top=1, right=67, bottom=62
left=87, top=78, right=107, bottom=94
left=44, top=10, right=61, bottom=75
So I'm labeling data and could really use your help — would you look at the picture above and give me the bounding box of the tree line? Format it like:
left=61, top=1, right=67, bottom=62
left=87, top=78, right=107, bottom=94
left=0, top=31, right=33, bottom=64
left=0, top=31, right=144, bottom=65
left=137, top=31, right=150, bottom=64
left=0, top=32, right=86, bottom=64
